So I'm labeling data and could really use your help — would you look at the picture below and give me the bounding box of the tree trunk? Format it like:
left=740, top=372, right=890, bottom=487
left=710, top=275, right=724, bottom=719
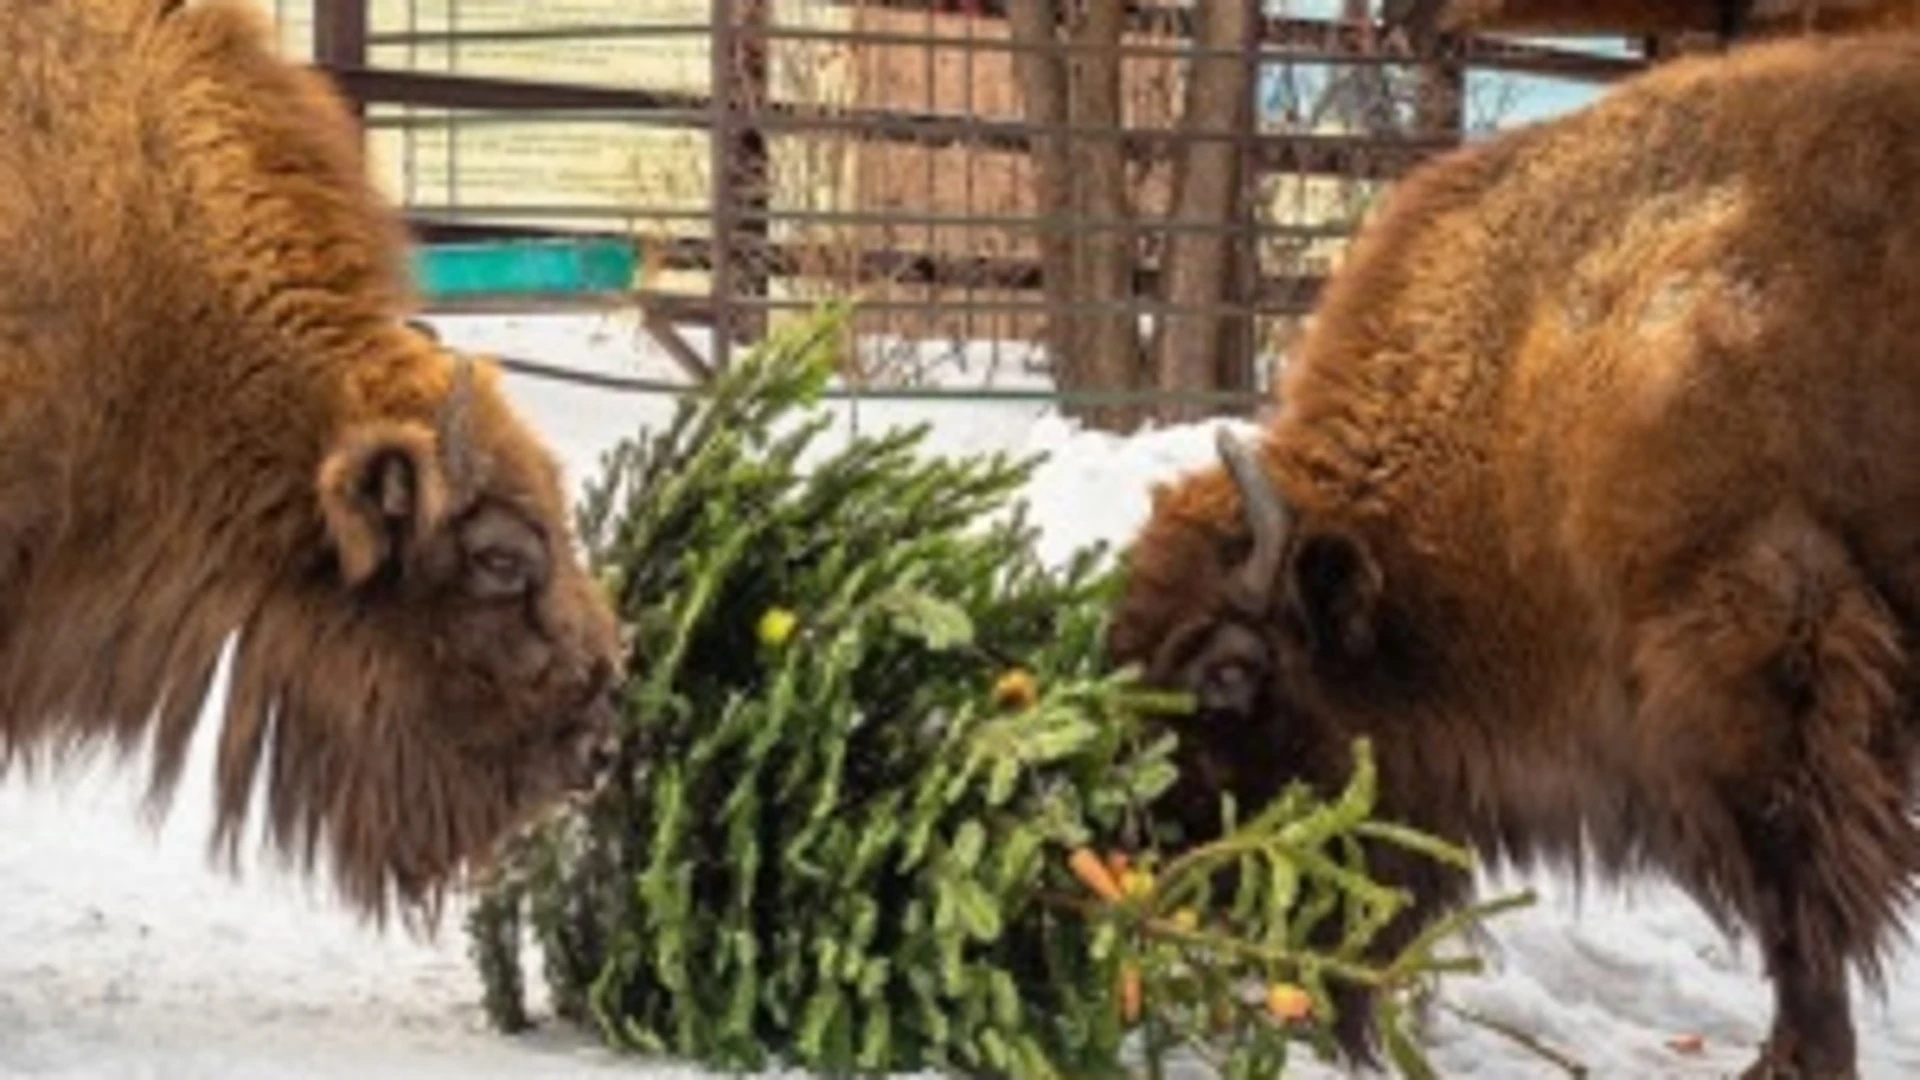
left=1413, top=59, right=1466, bottom=136
left=1009, top=0, right=1145, bottom=432
left=1152, top=0, right=1258, bottom=425
left=1213, top=214, right=1254, bottom=398
left=1066, top=0, right=1145, bottom=431
left=1007, top=0, right=1080, bottom=397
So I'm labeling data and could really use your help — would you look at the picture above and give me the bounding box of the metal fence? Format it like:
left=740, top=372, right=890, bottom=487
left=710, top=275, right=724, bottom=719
left=305, top=0, right=1645, bottom=397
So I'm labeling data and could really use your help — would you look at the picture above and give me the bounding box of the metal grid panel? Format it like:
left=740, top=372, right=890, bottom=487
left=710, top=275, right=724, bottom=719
left=309, top=0, right=1644, bottom=394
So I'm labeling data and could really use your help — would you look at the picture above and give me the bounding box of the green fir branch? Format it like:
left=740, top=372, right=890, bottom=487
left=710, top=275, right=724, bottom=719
left=465, top=302, right=1529, bottom=1078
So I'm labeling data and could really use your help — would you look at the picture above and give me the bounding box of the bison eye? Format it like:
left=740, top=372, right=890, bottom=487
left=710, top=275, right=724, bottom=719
left=468, top=547, right=533, bottom=599
left=458, top=503, right=551, bottom=600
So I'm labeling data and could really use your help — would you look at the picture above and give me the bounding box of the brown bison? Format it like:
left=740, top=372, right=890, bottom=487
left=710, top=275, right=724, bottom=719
left=1110, top=30, right=1920, bottom=1080
left=0, top=0, right=622, bottom=923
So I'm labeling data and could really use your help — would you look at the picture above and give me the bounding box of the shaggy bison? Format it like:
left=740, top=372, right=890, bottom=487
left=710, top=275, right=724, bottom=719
left=1111, top=30, right=1920, bottom=1080
left=0, top=0, right=621, bottom=921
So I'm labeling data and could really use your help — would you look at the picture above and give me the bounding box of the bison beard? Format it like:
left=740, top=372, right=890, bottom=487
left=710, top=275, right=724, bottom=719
left=0, top=0, right=622, bottom=927
left=1111, top=30, right=1920, bottom=1080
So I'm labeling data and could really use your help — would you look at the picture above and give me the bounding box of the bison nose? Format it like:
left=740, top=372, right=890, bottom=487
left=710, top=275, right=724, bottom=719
left=590, top=679, right=621, bottom=731
left=568, top=684, right=622, bottom=791
left=564, top=725, right=619, bottom=796
left=585, top=732, right=616, bottom=775
left=1199, top=662, right=1259, bottom=717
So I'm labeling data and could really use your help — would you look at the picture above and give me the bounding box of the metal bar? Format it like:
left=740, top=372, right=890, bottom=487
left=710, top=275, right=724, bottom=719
left=343, top=68, right=1383, bottom=145
left=419, top=291, right=1323, bottom=319
left=639, top=306, right=716, bottom=384
left=409, top=204, right=1354, bottom=237
left=366, top=22, right=704, bottom=46
left=405, top=218, right=631, bottom=244
left=612, top=232, right=1325, bottom=302
left=372, top=19, right=1312, bottom=58
left=359, top=13, right=1642, bottom=81
left=486, top=351, right=1272, bottom=407
left=356, top=97, right=1452, bottom=159
left=341, top=74, right=1455, bottom=178
left=401, top=224, right=1327, bottom=316
left=333, top=67, right=694, bottom=111
left=724, top=294, right=1322, bottom=313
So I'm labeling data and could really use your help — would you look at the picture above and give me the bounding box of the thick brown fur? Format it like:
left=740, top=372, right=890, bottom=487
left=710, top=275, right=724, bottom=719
left=1111, top=30, right=1920, bottom=1079
left=0, top=0, right=622, bottom=926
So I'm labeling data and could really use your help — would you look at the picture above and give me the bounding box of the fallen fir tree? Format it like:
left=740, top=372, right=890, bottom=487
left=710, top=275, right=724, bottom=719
left=466, top=304, right=1535, bottom=1078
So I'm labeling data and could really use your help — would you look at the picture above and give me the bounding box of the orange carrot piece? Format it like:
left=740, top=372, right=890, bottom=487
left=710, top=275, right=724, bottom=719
left=1068, top=847, right=1124, bottom=902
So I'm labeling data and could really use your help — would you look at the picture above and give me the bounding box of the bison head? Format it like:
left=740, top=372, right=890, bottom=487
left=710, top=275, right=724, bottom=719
left=1109, top=429, right=1386, bottom=841
left=225, top=354, right=623, bottom=923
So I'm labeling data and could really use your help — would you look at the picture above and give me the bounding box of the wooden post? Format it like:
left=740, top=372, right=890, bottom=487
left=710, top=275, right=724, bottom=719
left=709, top=0, right=771, bottom=371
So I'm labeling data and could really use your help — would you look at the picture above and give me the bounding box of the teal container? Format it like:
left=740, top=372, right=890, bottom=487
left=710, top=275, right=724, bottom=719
left=410, top=237, right=637, bottom=297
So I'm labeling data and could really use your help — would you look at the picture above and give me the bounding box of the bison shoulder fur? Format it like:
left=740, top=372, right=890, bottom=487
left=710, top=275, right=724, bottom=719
left=0, top=0, right=622, bottom=926
left=1111, top=30, right=1920, bottom=1079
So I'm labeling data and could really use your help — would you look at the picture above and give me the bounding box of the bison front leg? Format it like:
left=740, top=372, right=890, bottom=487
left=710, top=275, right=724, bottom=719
left=1628, top=508, right=1920, bottom=1080
left=1739, top=930, right=1853, bottom=1080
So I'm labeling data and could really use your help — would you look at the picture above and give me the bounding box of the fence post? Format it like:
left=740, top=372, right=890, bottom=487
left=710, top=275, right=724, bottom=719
left=312, top=0, right=368, bottom=128
left=1235, top=0, right=1263, bottom=405
left=710, top=0, right=737, bottom=372
left=710, top=0, right=772, bottom=372
left=737, top=0, right=772, bottom=349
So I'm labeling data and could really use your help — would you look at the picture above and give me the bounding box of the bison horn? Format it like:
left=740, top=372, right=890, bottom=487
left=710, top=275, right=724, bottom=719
left=438, top=356, right=479, bottom=497
left=1215, top=426, right=1290, bottom=610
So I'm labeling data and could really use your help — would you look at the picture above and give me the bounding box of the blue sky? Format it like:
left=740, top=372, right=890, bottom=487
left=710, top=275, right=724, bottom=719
left=1256, top=2, right=1625, bottom=130
left=1484, top=72, right=1603, bottom=126
left=1485, top=34, right=1635, bottom=125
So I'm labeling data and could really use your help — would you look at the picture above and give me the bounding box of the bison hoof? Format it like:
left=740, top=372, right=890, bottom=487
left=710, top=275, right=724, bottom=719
left=1738, top=1049, right=1857, bottom=1080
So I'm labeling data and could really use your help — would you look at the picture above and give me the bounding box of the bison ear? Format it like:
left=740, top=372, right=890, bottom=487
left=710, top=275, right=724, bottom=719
left=317, top=422, right=452, bottom=586
left=1286, top=529, right=1383, bottom=661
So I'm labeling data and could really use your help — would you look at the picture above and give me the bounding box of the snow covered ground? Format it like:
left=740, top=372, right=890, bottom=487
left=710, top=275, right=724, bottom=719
left=5, top=312, right=1920, bottom=1078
